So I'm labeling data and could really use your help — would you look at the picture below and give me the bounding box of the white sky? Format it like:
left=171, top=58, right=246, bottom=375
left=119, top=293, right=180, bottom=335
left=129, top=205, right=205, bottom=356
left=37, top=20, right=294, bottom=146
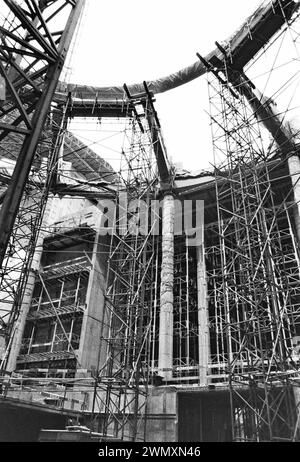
left=66, top=0, right=300, bottom=172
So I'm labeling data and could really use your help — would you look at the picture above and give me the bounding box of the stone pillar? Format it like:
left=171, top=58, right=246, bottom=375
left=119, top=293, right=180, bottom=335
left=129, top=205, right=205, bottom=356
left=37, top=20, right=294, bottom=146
left=197, top=242, right=210, bottom=385
left=288, top=155, right=300, bottom=244
left=158, top=194, right=174, bottom=381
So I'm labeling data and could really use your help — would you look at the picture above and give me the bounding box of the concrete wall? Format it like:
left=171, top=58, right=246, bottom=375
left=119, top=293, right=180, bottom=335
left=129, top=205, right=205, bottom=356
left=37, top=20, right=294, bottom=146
left=4, top=383, right=233, bottom=442
left=47, top=196, right=92, bottom=225
left=5, top=384, right=178, bottom=441
left=145, top=387, right=177, bottom=442
left=0, top=400, right=68, bottom=442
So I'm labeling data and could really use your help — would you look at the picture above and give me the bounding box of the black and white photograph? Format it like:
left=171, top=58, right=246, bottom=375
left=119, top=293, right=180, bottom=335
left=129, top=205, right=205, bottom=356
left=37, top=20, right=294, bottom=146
left=0, top=0, right=299, bottom=451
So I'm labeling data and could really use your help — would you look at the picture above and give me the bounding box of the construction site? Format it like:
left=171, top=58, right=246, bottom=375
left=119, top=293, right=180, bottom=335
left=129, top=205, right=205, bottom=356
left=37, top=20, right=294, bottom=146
left=0, top=0, right=300, bottom=443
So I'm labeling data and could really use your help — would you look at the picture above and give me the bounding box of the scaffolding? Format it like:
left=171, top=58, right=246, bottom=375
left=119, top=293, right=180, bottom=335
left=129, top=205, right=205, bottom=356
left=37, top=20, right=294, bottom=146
left=2, top=0, right=300, bottom=444
left=0, top=0, right=85, bottom=369
left=17, top=255, right=90, bottom=366
left=206, top=44, right=300, bottom=440
left=88, top=89, right=162, bottom=442
left=172, top=237, right=200, bottom=381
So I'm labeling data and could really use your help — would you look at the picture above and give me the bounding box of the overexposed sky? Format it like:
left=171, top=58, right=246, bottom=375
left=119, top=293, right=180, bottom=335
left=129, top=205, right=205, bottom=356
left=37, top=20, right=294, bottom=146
left=66, top=0, right=300, bottom=172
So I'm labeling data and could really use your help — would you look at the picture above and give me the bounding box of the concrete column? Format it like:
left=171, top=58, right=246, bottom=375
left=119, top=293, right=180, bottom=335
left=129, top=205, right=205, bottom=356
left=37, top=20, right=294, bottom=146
left=197, top=243, right=210, bottom=385
left=158, top=194, right=174, bottom=381
left=77, top=232, right=108, bottom=371
left=288, top=155, right=300, bottom=244
left=5, top=198, right=53, bottom=372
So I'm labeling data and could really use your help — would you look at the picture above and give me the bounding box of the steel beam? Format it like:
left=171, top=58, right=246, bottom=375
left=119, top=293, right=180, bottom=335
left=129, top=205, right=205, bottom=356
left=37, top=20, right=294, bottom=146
left=0, top=0, right=86, bottom=266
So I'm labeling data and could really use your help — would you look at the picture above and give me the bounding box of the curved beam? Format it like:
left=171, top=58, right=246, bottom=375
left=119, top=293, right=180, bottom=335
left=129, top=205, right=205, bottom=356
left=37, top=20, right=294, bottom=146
left=56, top=0, right=300, bottom=101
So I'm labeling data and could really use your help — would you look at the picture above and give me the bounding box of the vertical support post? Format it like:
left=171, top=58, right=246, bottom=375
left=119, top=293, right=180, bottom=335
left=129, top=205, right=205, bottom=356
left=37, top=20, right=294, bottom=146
left=51, top=322, right=57, bottom=353
left=68, top=318, right=74, bottom=352
left=197, top=241, right=210, bottom=385
left=28, top=324, right=35, bottom=355
left=158, top=194, right=174, bottom=381
left=185, top=240, right=190, bottom=368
